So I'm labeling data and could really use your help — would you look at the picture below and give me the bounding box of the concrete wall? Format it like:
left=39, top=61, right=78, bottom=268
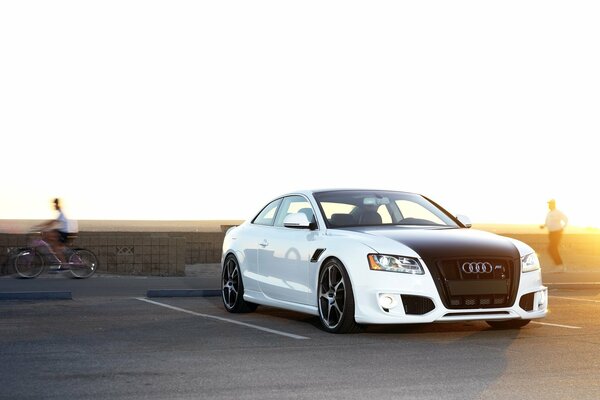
left=0, top=232, right=224, bottom=276
left=178, top=232, right=226, bottom=265
left=1, top=231, right=598, bottom=276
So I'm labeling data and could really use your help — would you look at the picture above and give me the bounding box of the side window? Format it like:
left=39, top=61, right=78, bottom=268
left=320, top=202, right=356, bottom=219
left=274, top=196, right=315, bottom=227
left=252, top=198, right=282, bottom=226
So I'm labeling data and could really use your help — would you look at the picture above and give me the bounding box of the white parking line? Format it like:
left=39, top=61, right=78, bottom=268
left=134, top=297, right=310, bottom=340
left=531, top=321, right=582, bottom=329
left=550, top=295, right=600, bottom=304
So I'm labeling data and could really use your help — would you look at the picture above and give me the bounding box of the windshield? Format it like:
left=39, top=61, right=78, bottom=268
left=313, top=190, right=459, bottom=228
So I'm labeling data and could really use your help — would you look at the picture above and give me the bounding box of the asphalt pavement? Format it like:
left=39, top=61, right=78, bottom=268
left=1, top=279, right=600, bottom=400
left=2, top=265, right=600, bottom=399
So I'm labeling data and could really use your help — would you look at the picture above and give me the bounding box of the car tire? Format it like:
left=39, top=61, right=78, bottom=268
left=222, top=254, right=257, bottom=313
left=486, top=319, right=531, bottom=330
left=317, top=258, right=363, bottom=334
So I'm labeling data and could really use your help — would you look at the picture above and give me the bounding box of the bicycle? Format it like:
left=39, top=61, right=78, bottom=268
left=13, top=229, right=98, bottom=279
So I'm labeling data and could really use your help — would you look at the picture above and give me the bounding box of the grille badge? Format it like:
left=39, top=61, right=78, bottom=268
left=461, top=262, right=493, bottom=274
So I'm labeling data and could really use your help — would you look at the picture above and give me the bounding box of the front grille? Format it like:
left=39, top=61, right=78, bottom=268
left=429, top=257, right=520, bottom=310
left=437, top=259, right=511, bottom=280
left=401, top=295, right=435, bottom=315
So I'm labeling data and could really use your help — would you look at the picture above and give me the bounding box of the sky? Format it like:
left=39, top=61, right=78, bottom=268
left=1, top=1, right=599, bottom=227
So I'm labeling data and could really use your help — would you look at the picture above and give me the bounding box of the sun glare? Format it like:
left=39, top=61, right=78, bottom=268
left=0, top=2, right=598, bottom=228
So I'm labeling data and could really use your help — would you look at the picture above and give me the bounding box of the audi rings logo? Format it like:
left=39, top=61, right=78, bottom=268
left=461, top=261, right=493, bottom=274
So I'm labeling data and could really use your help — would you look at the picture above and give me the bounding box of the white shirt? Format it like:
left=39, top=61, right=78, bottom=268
left=56, top=210, right=78, bottom=233
left=545, top=209, right=568, bottom=232
left=56, top=211, right=69, bottom=232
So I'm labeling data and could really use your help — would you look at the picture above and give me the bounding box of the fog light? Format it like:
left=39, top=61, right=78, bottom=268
left=378, top=293, right=400, bottom=309
left=536, top=289, right=547, bottom=309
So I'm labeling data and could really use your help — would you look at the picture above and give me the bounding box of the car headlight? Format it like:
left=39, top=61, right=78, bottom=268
left=521, top=252, right=540, bottom=273
left=368, top=254, right=424, bottom=275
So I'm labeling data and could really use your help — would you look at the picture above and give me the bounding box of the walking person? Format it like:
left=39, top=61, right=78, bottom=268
left=540, top=199, right=568, bottom=272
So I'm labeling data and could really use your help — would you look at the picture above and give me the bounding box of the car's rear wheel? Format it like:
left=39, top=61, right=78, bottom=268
left=222, top=255, right=257, bottom=313
left=486, top=319, right=531, bottom=329
left=318, top=259, right=363, bottom=333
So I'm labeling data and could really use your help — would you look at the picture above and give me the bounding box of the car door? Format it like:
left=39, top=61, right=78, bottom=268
left=240, top=198, right=282, bottom=293
left=258, top=195, right=318, bottom=305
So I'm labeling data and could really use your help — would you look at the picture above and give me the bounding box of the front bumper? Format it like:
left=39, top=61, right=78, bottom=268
left=352, top=262, right=547, bottom=324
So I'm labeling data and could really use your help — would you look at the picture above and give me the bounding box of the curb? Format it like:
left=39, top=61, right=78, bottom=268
left=146, top=289, right=221, bottom=298
left=0, top=291, right=72, bottom=300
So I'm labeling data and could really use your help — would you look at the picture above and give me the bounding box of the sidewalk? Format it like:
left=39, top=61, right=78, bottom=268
left=185, top=263, right=220, bottom=277
left=542, top=270, right=600, bottom=289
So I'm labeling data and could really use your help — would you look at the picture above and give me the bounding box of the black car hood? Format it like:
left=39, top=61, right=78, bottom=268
left=344, top=226, right=520, bottom=260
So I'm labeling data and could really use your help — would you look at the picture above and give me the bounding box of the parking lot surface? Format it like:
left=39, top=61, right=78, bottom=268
left=1, top=274, right=600, bottom=400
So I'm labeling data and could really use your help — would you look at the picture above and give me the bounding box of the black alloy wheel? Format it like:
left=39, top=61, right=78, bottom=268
left=318, top=258, right=362, bottom=333
left=221, top=255, right=257, bottom=313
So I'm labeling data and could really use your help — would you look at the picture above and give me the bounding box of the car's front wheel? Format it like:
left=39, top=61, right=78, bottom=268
left=486, top=319, right=531, bottom=329
left=222, top=255, right=257, bottom=313
left=318, top=259, right=363, bottom=333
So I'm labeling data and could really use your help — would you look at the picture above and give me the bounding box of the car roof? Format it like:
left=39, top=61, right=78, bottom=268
left=282, top=188, right=419, bottom=197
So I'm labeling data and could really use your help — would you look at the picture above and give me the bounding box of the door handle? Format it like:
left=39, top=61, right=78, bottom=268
left=259, top=240, right=269, bottom=247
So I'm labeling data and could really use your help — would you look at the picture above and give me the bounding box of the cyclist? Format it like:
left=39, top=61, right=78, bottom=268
left=37, top=198, right=76, bottom=267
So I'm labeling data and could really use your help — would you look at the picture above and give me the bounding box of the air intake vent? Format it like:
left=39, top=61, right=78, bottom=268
left=311, top=248, right=326, bottom=263
left=401, top=295, right=435, bottom=315
left=519, top=292, right=535, bottom=311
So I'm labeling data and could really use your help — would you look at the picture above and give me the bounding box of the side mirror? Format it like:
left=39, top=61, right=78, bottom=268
left=456, top=214, right=472, bottom=228
left=283, top=213, right=316, bottom=230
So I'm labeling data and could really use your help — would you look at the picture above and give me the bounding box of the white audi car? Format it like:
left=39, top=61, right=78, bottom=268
left=221, top=189, right=547, bottom=333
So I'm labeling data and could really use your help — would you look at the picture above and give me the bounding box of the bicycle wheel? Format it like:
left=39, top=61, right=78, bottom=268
left=14, top=249, right=45, bottom=278
left=68, top=249, right=98, bottom=279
